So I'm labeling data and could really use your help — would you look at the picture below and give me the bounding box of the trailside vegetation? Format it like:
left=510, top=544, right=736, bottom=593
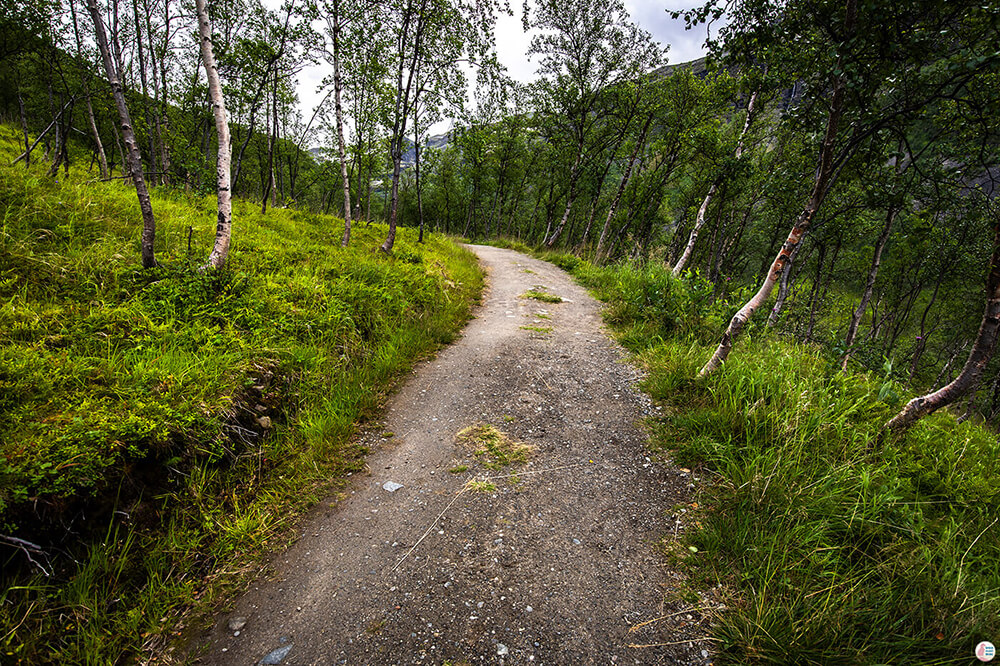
left=533, top=250, right=1000, bottom=664
left=0, top=125, right=483, bottom=662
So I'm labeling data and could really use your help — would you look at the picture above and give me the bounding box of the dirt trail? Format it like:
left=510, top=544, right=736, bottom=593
left=195, top=246, right=714, bottom=665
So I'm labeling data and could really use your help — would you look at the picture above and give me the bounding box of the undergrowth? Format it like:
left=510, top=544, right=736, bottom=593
left=0, top=124, right=483, bottom=664
left=534, top=247, right=1000, bottom=664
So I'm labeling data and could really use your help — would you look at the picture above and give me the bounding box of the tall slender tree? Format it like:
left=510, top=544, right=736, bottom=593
left=86, top=0, right=157, bottom=268
left=195, top=0, right=233, bottom=268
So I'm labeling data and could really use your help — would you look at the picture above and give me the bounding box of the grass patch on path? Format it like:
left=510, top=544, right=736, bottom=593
left=520, top=288, right=563, bottom=303
left=456, top=424, right=534, bottom=470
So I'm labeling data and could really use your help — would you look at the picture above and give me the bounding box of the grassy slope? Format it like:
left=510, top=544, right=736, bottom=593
left=0, top=124, right=483, bottom=663
left=536, top=250, right=1000, bottom=665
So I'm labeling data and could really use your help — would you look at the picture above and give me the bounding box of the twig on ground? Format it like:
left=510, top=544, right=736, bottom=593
left=1, top=534, right=53, bottom=576
left=627, top=606, right=716, bottom=633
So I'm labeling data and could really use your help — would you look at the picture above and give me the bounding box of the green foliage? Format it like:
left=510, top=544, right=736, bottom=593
left=548, top=254, right=735, bottom=344
left=582, top=256, right=1000, bottom=664
left=0, top=125, right=483, bottom=663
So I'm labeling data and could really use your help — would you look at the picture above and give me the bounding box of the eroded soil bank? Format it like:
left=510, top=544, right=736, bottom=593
left=194, top=245, right=715, bottom=665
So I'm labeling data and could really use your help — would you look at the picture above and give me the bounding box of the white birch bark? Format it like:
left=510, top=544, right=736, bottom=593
left=673, top=90, right=759, bottom=276
left=195, top=0, right=233, bottom=268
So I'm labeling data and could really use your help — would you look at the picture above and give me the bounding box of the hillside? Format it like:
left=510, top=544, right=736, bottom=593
left=0, top=123, right=483, bottom=663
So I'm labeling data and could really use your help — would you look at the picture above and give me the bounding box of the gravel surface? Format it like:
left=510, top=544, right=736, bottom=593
left=193, top=245, right=717, bottom=665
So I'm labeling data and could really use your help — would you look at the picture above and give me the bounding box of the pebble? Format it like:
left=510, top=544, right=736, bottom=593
left=383, top=481, right=404, bottom=492
left=258, top=643, right=293, bottom=664
left=497, top=644, right=509, bottom=656
left=227, top=616, right=247, bottom=632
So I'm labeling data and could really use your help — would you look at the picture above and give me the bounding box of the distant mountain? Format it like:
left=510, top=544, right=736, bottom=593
left=651, top=56, right=711, bottom=79
left=401, top=132, right=451, bottom=167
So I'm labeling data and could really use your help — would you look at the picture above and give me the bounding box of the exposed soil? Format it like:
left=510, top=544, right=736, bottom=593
left=193, top=245, right=717, bottom=665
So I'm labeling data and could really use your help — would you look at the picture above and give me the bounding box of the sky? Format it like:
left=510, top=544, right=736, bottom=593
left=286, top=1, right=713, bottom=140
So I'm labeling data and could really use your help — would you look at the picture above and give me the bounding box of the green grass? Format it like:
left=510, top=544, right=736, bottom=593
left=520, top=288, right=563, bottom=303
left=644, top=338, right=1000, bottom=664
left=537, top=251, right=1000, bottom=664
left=463, top=479, right=498, bottom=493
left=456, top=424, right=534, bottom=470
left=0, top=124, right=484, bottom=663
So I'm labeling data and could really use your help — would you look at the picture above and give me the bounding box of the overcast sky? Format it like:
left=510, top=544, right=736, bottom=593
left=286, top=1, right=712, bottom=139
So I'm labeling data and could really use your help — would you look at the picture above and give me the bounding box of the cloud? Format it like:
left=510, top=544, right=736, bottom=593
left=625, top=1, right=712, bottom=65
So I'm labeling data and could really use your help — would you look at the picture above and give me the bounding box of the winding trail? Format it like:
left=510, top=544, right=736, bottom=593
left=196, top=246, right=713, bottom=665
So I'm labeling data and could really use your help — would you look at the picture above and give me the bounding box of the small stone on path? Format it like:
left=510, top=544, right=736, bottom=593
left=497, top=643, right=509, bottom=656
left=383, top=481, right=404, bottom=492
left=257, top=643, right=293, bottom=664
left=227, top=616, right=247, bottom=632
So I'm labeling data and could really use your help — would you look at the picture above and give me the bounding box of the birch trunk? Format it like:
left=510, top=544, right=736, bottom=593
left=84, top=90, right=109, bottom=179
left=195, top=0, right=233, bottom=269
left=595, top=114, right=652, bottom=263
left=87, top=0, right=157, bottom=268
left=699, top=77, right=847, bottom=376
left=841, top=208, right=896, bottom=370
left=673, top=180, right=719, bottom=276
left=674, top=91, right=759, bottom=276
left=887, top=218, right=1000, bottom=434
left=330, top=0, right=353, bottom=247
left=544, top=143, right=583, bottom=247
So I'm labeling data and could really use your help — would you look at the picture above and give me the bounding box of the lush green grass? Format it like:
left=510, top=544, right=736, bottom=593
left=0, top=124, right=483, bottom=663
left=540, top=251, right=1000, bottom=664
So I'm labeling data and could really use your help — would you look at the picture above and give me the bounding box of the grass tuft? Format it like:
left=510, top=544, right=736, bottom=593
left=463, top=479, right=498, bottom=494
left=520, top=288, right=563, bottom=303
left=456, top=424, right=534, bottom=470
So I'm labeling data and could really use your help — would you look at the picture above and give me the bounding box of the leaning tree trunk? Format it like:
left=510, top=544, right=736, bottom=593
left=841, top=207, right=896, bottom=370
left=673, top=180, right=719, bottom=275
left=86, top=0, right=156, bottom=268
left=674, top=90, right=759, bottom=276
left=766, top=234, right=805, bottom=327
left=886, top=217, right=1000, bottom=435
left=195, top=0, right=232, bottom=269
left=596, top=114, right=652, bottom=263
left=544, top=142, right=584, bottom=247
left=699, top=77, right=847, bottom=376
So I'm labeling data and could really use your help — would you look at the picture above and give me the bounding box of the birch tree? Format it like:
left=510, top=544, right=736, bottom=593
left=86, top=0, right=157, bottom=268
left=673, top=88, right=760, bottom=276
left=195, top=0, right=233, bottom=268
left=526, top=0, right=663, bottom=249
left=689, top=0, right=1000, bottom=375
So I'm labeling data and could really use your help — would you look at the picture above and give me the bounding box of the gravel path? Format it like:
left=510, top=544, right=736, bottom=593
left=194, top=245, right=715, bottom=665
